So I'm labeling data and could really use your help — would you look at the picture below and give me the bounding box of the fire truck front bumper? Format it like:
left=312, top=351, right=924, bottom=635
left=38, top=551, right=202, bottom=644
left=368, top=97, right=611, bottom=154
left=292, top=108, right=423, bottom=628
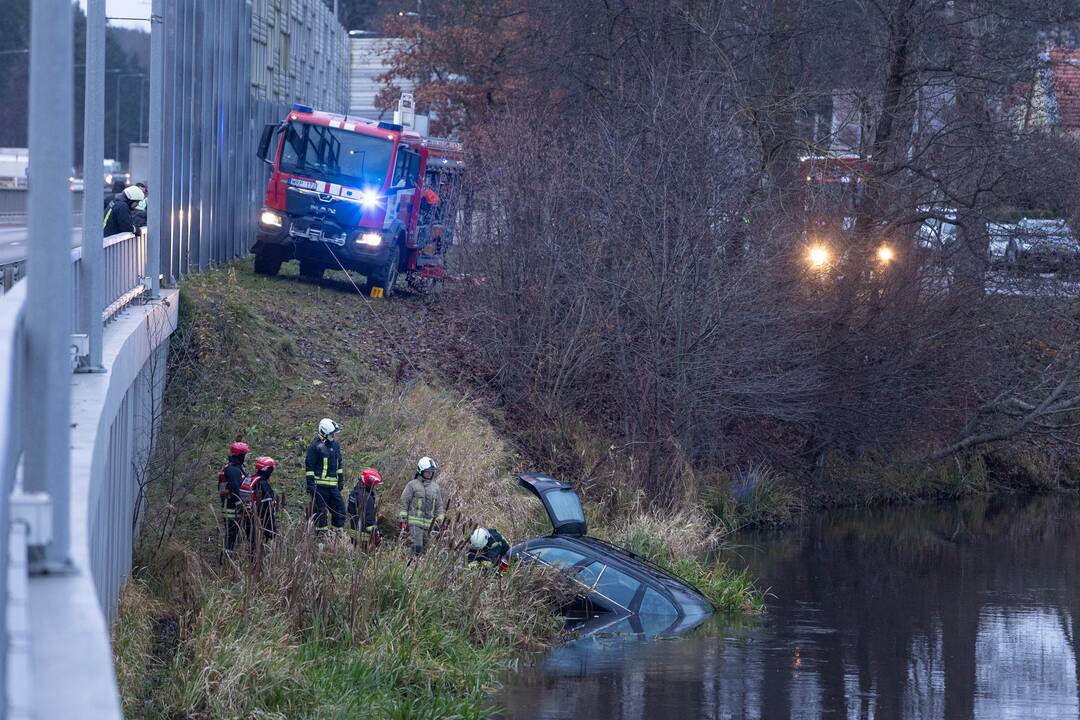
left=253, top=210, right=393, bottom=269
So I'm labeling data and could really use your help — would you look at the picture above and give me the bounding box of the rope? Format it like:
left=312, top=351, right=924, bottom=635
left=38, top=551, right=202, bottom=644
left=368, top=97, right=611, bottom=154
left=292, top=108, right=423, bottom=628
left=318, top=241, right=420, bottom=375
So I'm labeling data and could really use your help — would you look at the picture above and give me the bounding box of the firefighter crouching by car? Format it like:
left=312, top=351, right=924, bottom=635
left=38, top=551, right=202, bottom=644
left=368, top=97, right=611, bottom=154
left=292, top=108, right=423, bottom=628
left=399, top=456, right=445, bottom=555
left=306, top=418, right=346, bottom=532
left=468, top=527, right=510, bottom=572
left=219, top=441, right=249, bottom=554
left=348, top=467, right=383, bottom=548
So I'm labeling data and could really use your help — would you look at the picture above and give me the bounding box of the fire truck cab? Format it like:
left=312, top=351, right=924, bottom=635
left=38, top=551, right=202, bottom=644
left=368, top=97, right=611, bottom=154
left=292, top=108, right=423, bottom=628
left=253, top=95, right=464, bottom=297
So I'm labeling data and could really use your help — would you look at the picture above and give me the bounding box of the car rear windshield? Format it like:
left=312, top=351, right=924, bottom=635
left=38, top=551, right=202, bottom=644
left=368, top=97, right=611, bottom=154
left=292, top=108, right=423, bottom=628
left=279, top=121, right=393, bottom=188
left=547, top=487, right=585, bottom=526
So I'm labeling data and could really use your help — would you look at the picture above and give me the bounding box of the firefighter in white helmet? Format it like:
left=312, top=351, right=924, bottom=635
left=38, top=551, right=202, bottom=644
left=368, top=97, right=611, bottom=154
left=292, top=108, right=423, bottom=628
left=468, top=526, right=510, bottom=571
left=305, top=418, right=346, bottom=532
left=399, top=456, right=445, bottom=555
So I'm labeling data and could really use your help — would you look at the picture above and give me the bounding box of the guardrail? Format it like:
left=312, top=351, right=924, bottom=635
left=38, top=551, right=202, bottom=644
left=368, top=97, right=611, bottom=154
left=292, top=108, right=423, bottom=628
left=0, top=279, right=28, bottom=717
left=69, top=228, right=147, bottom=330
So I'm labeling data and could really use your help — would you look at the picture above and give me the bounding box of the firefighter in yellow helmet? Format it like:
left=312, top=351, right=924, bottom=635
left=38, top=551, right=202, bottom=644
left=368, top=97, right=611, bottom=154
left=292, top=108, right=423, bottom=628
left=399, top=456, right=445, bottom=555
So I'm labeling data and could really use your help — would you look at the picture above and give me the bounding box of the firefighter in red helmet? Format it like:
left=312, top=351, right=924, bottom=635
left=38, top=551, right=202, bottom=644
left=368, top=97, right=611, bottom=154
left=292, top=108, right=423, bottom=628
left=348, top=467, right=382, bottom=548
left=250, top=456, right=279, bottom=544
left=220, top=441, right=249, bottom=554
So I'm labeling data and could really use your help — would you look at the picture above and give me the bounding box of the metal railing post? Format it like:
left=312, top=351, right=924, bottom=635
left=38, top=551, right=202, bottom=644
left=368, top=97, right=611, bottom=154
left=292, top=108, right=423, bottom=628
left=25, top=0, right=74, bottom=570
left=147, top=0, right=163, bottom=298
left=79, top=0, right=106, bottom=371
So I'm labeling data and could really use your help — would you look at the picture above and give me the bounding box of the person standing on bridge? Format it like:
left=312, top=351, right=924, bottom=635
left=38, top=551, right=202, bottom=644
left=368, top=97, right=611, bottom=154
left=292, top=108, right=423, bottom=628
left=103, top=185, right=144, bottom=237
left=220, top=440, right=249, bottom=555
left=399, top=456, right=445, bottom=556
left=305, top=418, right=346, bottom=533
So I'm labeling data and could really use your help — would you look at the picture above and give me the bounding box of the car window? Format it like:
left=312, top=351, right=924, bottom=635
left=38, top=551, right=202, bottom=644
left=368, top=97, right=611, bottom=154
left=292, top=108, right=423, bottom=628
left=530, top=546, right=586, bottom=569
left=574, top=561, right=604, bottom=589
left=593, top=565, right=641, bottom=609
left=546, top=487, right=585, bottom=525
left=639, top=587, right=679, bottom=623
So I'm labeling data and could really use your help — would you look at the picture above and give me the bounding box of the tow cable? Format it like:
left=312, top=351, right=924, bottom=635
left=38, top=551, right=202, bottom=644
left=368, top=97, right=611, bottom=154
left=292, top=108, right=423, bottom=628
left=318, top=240, right=420, bottom=375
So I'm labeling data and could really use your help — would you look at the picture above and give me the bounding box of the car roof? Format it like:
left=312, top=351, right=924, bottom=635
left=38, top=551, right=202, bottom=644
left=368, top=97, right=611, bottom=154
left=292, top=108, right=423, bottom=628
left=513, top=534, right=713, bottom=611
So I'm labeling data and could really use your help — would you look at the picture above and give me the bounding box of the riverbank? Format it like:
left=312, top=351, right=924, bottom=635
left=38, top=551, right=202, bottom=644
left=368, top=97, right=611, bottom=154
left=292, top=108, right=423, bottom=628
left=112, top=261, right=760, bottom=718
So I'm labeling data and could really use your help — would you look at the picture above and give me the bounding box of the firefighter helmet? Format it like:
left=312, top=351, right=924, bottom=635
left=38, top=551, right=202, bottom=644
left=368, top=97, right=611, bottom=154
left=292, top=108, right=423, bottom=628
left=416, top=456, right=438, bottom=476
left=469, top=527, right=491, bottom=550
left=360, top=467, right=383, bottom=489
left=255, top=456, right=275, bottom=472
left=229, top=441, right=249, bottom=457
left=318, top=418, right=340, bottom=439
left=122, top=185, right=145, bottom=203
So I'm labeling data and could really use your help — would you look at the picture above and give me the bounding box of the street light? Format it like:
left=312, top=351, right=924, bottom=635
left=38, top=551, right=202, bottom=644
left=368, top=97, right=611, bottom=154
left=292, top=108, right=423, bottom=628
left=877, top=244, right=895, bottom=264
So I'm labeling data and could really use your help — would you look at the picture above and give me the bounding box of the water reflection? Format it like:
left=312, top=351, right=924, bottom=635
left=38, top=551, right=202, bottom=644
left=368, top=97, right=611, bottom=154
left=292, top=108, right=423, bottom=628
left=496, top=494, right=1080, bottom=719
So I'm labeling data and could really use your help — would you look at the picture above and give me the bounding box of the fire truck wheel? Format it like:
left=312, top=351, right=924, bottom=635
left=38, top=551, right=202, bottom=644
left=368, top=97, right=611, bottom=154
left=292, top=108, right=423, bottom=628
left=367, top=250, right=399, bottom=298
left=253, top=246, right=283, bottom=276
left=299, top=261, right=324, bottom=280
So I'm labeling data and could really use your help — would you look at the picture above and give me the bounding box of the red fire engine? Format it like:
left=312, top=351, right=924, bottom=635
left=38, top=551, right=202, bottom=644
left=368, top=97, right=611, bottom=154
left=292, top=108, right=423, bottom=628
left=253, top=95, right=465, bottom=297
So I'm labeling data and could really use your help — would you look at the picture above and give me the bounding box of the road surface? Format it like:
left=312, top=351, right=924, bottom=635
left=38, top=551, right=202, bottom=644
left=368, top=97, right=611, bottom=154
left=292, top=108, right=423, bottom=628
left=0, top=223, right=83, bottom=266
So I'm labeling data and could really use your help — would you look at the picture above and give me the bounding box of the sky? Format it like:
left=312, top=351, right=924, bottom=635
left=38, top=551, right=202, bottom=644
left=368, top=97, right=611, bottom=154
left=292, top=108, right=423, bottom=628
left=76, top=0, right=151, bottom=31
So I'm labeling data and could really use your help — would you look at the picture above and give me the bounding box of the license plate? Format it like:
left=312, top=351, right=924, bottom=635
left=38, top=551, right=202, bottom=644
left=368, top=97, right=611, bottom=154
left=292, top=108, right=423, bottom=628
left=288, top=178, right=319, bottom=190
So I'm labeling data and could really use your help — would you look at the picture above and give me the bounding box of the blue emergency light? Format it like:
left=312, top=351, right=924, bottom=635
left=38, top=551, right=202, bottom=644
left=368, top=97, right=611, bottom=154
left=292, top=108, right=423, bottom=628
left=377, top=121, right=403, bottom=132
left=291, top=103, right=314, bottom=114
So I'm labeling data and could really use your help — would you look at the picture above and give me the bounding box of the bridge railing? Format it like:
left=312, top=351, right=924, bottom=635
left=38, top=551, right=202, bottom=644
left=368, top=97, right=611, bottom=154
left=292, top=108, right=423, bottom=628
left=0, top=278, right=25, bottom=718
left=69, top=228, right=147, bottom=333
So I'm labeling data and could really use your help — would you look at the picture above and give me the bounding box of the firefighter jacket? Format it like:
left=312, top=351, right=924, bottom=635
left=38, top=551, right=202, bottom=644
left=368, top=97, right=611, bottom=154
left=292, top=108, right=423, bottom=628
left=348, top=483, right=377, bottom=535
left=399, top=476, right=445, bottom=530
left=254, top=472, right=276, bottom=517
left=305, top=437, right=344, bottom=493
left=221, top=458, right=246, bottom=519
left=103, top=198, right=137, bottom=238
left=467, top=528, right=510, bottom=567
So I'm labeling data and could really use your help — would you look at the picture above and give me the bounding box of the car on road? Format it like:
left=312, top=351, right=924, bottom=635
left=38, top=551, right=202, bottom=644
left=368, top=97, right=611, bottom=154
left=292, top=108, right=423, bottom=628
left=512, top=473, right=714, bottom=636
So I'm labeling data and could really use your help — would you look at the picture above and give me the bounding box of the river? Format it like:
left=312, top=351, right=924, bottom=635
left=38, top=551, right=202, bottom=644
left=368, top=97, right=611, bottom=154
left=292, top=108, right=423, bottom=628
left=496, top=493, right=1080, bottom=719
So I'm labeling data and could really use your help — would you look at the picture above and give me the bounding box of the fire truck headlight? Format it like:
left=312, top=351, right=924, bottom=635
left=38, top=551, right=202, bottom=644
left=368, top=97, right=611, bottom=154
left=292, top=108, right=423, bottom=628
left=259, top=210, right=283, bottom=228
left=357, top=232, right=383, bottom=247
left=360, top=189, right=380, bottom=209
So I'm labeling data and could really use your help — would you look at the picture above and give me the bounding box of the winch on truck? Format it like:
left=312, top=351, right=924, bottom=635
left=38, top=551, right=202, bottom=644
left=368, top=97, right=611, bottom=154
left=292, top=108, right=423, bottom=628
left=252, top=94, right=465, bottom=297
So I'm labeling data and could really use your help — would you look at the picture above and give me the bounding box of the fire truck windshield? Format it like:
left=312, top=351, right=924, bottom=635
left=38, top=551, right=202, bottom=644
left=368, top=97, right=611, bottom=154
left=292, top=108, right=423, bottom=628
left=279, top=121, right=393, bottom=188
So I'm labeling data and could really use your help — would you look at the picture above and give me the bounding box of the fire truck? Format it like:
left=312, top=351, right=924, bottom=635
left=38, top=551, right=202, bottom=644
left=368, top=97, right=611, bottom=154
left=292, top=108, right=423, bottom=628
left=253, top=94, right=465, bottom=297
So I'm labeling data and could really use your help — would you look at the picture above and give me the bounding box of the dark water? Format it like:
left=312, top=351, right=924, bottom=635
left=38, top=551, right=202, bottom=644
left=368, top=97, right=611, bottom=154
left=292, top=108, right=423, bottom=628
left=496, top=494, right=1080, bottom=719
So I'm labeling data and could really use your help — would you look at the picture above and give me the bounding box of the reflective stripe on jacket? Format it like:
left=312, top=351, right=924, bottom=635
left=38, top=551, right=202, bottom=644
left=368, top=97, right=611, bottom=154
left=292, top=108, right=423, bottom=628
left=305, top=438, right=344, bottom=491
left=398, top=476, right=444, bottom=529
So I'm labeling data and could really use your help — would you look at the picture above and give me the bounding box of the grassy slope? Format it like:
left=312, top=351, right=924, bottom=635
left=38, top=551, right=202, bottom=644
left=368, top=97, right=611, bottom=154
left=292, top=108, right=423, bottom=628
left=114, top=260, right=758, bottom=719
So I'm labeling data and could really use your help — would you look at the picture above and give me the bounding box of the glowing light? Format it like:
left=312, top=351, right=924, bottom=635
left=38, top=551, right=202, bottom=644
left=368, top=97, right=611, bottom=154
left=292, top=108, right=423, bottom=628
left=259, top=210, right=283, bottom=227
left=807, top=245, right=830, bottom=268
left=877, top=244, right=895, bottom=263
left=357, top=232, right=382, bottom=246
left=360, top=189, right=380, bottom=209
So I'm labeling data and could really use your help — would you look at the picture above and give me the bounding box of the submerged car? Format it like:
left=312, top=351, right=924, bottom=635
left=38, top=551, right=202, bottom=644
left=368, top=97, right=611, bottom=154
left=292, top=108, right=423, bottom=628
left=512, top=473, right=714, bottom=636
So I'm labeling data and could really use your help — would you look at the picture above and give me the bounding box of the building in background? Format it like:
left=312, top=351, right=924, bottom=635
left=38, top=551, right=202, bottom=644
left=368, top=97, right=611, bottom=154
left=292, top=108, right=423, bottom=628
left=349, top=36, right=424, bottom=128
left=251, top=0, right=348, bottom=112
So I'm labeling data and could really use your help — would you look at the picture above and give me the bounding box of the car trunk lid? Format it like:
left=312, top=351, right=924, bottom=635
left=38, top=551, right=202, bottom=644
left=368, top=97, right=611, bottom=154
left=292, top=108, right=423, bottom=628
left=518, top=473, right=587, bottom=536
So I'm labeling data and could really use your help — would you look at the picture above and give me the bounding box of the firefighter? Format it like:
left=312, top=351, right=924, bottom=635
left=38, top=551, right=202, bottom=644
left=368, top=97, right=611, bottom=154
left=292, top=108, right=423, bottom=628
left=103, top=185, right=145, bottom=237
left=251, top=456, right=278, bottom=544
left=220, top=441, right=249, bottom=554
left=467, top=527, right=510, bottom=571
left=305, top=418, right=346, bottom=532
left=399, top=456, right=445, bottom=556
left=132, top=182, right=148, bottom=228
left=347, top=467, right=382, bottom=548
